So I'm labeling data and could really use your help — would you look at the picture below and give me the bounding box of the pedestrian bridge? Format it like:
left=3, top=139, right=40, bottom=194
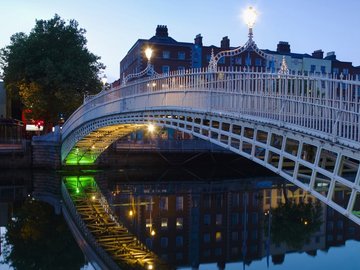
left=60, top=68, right=360, bottom=225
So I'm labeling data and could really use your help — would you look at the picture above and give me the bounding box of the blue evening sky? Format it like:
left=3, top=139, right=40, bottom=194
left=1, top=0, right=359, bottom=82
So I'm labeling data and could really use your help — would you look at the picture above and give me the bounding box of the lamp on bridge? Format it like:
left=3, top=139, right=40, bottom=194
left=243, top=6, right=257, bottom=40
left=122, top=47, right=156, bottom=85
left=101, top=74, right=107, bottom=91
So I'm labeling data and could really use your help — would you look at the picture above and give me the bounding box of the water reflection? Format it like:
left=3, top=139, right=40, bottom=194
left=90, top=168, right=360, bottom=269
left=0, top=170, right=89, bottom=270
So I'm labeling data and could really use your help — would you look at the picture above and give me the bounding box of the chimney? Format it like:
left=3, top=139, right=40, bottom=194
left=221, top=36, right=230, bottom=48
left=277, top=41, right=290, bottom=53
left=155, top=25, right=168, bottom=37
left=194, top=34, right=203, bottom=46
left=326, top=51, right=336, bottom=60
left=312, top=50, right=324, bottom=59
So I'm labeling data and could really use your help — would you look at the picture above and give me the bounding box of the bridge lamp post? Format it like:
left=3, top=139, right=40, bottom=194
left=243, top=6, right=257, bottom=40
left=101, top=74, right=107, bottom=91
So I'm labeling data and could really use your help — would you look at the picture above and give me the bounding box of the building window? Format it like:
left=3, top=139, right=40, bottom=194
left=231, top=213, right=239, bottom=225
left=178, top=51, right=185, bottom=60
left=176, top=253, right=183, bottom=260
left=333, top=68, right=339, bottom=74
left=176, top=236, right=183, bottom=247
left=255, top=58, right=262, bottom=67
left=216, top=214, right=222, bottom=225
left=206, top=54, right=211, bottom=63
left=218, top=57, right=225, bottom=64
left=178, top=66, right=185, bottom=72
left=235, top=57, right=242, bottom=65
left=215, top=248, right=222, bottom=256
left=161, top=218, right=168, bottom=229
left=343, top=68, right=349, bottom=75
left=161, top=237, right=168, bottom=248
left=176, top=217, right=183, bottom=229
left=162, top=65, right=170, bottom=74
left=215, top=232, right=222, bottom=242
left=163, top=51, right=170, bottom=59
left=310, top=65, right=316, bottom=73
left=252, top=212, right=258, bottom=224
left=216, top=194, right=223, bottom=208
left=321, top=66, right=326, bottom=74
left=160, top=196, right=168, bottom=210
left=176, top=196, right=184, bottom=211
left=204, top=194, right=211, bottom=208
left=203, top=233, right=211, bottom=243
left=232, top=231, right=239, bottom=241
left=232, top=193, right=240, bottom=207
left=204, top=214, right=211, bottom=225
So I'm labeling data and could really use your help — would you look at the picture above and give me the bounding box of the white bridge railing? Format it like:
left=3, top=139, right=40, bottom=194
left=62, top=67, right=360, bottom=150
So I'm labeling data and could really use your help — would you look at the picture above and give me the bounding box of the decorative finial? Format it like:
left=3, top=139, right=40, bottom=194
left=278, top=56, right=289, bottom=75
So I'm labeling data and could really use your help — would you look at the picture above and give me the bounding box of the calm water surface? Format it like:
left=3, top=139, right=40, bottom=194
left=0, top=167, right=359, bottom=270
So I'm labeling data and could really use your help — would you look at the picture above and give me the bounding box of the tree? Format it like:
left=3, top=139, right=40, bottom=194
left=0, top=14, right=104, bottom=125
left=269, top=199, right=322, bottom=250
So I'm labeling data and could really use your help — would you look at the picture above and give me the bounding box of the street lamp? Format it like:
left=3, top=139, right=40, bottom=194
left=243, top=6, right=257, bottom=39
left=122, top=47, right=156, bottom=85
left=145, top=47, right=153, bottom=63
left=101, top=74, right=107, bottom=91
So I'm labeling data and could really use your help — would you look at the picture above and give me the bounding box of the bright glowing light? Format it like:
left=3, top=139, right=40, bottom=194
left=129, top=210, right=134, bottom=217
left=91, top=145, right=95, bottom=149
left=304, top=220, right=308, bottom=225
left=150, top=229, right=156, bottom=236
left=101, top=74, right=107, bottom=86
left=147, top=264, right=154, bottom=270
left=243, top=6, right=257, bottom=28
left=91, top=195, right=96, bottom=200
left=145, top=48, right=153, bottom=61
left=148, top=123, right=155, bottom=133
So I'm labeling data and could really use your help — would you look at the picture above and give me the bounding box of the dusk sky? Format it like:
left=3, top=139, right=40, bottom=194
left=1, top=0, right=359, bottom=82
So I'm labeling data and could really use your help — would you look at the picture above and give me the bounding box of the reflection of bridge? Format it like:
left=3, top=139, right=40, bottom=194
left=62, top=176, right=167, bottom=270
left=60, top=68, right=360, bottom=224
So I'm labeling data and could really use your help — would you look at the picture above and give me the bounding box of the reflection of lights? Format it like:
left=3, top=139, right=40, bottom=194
left=148, top=123, right=155, bottom=133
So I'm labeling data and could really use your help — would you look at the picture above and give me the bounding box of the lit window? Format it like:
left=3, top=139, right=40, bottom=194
left=163, top=51, right=170, bottom=59
left=161, top=218, right=168, bottom=229
left=176, top=217, right=183, bottom=229
left=215, top=232, right=222, bottom=242
left=146, top=218, right=151, bottom=228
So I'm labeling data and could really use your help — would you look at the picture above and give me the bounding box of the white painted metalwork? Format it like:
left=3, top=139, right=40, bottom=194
left=61, top=67, right=360, bottom=225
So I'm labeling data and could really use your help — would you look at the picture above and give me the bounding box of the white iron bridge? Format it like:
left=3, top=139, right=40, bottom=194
left=61, top=68, right=360, bottom=225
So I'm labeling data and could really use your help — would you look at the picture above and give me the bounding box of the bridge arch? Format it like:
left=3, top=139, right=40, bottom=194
left=61, top=68, right=360, bottom=225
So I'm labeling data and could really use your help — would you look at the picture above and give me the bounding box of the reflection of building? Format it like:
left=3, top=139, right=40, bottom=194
left=96, top=171, right=360, bottom=269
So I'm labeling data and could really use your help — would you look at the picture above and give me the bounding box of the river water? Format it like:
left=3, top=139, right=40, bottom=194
left=0, top=165, right=360, bottom=270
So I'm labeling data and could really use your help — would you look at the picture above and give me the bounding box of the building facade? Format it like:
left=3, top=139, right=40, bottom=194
left=116, top=25, right=360, bottom=87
